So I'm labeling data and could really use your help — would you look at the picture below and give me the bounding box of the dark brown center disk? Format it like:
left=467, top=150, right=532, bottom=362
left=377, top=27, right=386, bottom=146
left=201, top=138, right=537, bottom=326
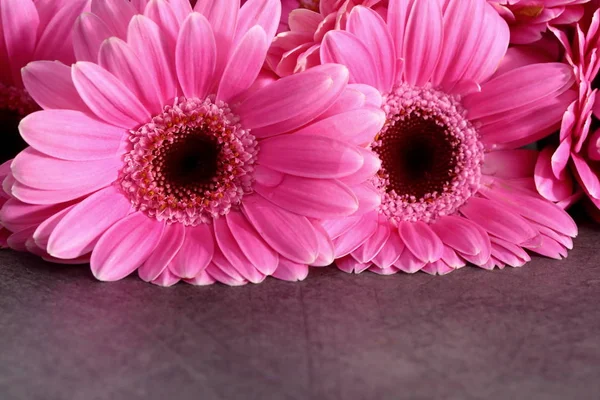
left=375, top=116, right=459, bottom=199
left=154, top=131, right=222, bottom=198
left=0, top=108, right=28, bottom=164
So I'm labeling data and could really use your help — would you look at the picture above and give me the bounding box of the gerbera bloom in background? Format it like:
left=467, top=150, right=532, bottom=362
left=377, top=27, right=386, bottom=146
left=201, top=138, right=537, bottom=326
left=266, top=0, right=387, bottom=76
left=488, top=0, right=590, bottom=44
left=0, top=0, right=89, bottom=166
left=535, top=6, right=600, bottom=215
left=0, top=0, right=385, bottom=286
left=319, top=0, right=578, bottom=276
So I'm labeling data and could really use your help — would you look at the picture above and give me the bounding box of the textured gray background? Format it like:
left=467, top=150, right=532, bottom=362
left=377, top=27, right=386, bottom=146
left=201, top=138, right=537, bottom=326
left=1, top=223, right=599, bottom=400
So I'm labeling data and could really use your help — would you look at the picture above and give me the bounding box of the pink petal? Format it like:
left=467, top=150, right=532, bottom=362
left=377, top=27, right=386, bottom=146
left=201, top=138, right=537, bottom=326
left=332, top=211, right=378, bottom=257
left=217, top=26, right=268, bottom=103
left=394, top=248, right=426, bottom=274
left=170, top=224, right=214, bottom=279
left=386, top=0, right=410, bottom=63
left=7, top=227, right=36, bottom=252
left=255, top=176, right=358, bottom=219
left=460, top=196, right=538, bottom=244
left=47, top=186, right=131, bottom=259
left=482, top=149, right=538, bottom=179
left=151, top=268, right=181, bottom=287
left=321, top=30, right=379, bottom=88
left=214, top=218, right=265, bottom=283
left=194, top=0, right=239, bottom=83
left=226, top=210, right=279, bottom=275
left=351, top=183, right=381, bottom=215
left=99, top=38, right=164, bottom=115
left=293, top=107, right=386, bottom=146
left=0, top=198, right=66, bottom=233
left=336, top=256, right=367, bottom=274
left=235, top=0, right=281, bottom=46
left=347, top=6, right=395, bottom=93
left=242, top=194, right=318, bottom=264
left=127, top=15, right=177, bottom=105
left=339, top=147, right=381, bottom=186
left=372, top=231, right=404, bottom=269
left=210, top=248, right=252, bottom=283
left=184, top=270, right=216, bottom=286
left=72, top=62, right=150, bottom=128
left=163, top=0, right=191, bottom=23
left=32, top=206, right=74, bottom=250
left=464, top=63, right=575, bottom=120
left=535, top=146, right=574, bottom=202
left=311, top=222, right=335, bottom=267
left=490, top=237, right=530, bottom=267
left=22, top=61, right=89, bottom=112
left=33, top=0, right=88, bottom=65
left=0, top=0, right=39, bottom=86
left=353, top=215, right=391, bottom=263
left=258, top=134, right=363, bottom=178
left=321, top=214, right=362, bottom=240
left=12, top=148, right=119, bottom=191
left=398, top=221, right=443, bottom=263
left=91, top=212, right=164, bottom=281
left=237, top=64, right=349, bottom=133
left=20, top=110, right=124, bottom=161
left=176, top=12, right=216, bottom=100
left=272, top=258, right=309, bottom=282
left=91, top=0, right=137, bottom=39
left=205, top=263, right=248, bottom=286
left=11, top=181, right=104, bottom=206
left=402, top=0, right=442, bottom=86
left=572, top=152, right=600, bottom=200
left=138, top=222, right=186, bottom=282
left=144, top=0, right=180, bottom=46
left=431, top=215, right=491, bottom=258
left=73, top=13, right=113, bottom=63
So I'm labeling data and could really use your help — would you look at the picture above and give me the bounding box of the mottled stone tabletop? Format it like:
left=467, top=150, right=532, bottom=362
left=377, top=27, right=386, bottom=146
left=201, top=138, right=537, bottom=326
left=1, top=223, right=599, bottom=400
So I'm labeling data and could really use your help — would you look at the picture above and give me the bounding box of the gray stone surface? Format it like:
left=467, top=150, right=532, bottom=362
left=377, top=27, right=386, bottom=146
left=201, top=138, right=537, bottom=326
left=1, top=223, right=599, bottom=400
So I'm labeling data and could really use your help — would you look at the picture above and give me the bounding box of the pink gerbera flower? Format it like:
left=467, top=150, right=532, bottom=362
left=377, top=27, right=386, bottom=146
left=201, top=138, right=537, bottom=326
left=536, top=6, right=600, bottom=214
left=266, top=0, right=387, bottom=77
left=0, top=0, right=89, bottom=165
left=318, top=0, right=578, bottom=275
left=488, top=0, right=591, bottom=44
left=0, top=0, right=385, bottom=286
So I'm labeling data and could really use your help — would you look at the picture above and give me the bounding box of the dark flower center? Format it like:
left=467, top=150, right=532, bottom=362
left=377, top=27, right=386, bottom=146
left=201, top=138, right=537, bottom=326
left=159, top=132, right=221, bottom=191
left=375, top=116, right=458, bottom=199
left=0, top=108, right=28, bottom=164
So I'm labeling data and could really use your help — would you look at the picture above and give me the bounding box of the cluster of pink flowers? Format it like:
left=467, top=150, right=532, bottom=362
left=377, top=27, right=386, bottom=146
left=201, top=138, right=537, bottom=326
left=0, top=0, right=598, bottom=286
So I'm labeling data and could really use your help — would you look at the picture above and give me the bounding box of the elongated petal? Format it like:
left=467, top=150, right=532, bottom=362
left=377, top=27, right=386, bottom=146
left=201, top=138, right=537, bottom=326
left=237, top=64, right=349, bottom=133
left=22, top=61, right=89, bottom=112
left=91, top=212, right=164, bottom=281
left=255, top=176, right=358, bottom=219
left=48, top=186, right=131, bottom=259
left=333, top=211, right=378, bottom=257
left=398, top=221, right=443, bottom=263
left=242, top=194, right=318, bottom=264
left=226, top=211, right=278, bottom=275
left=258, top=134, right=363, bottom=178
left=73, top=12, right=113, bottom=63
left=12, top=148, right=119, bottom=191
left=272, top=258, right=309, bottom=282
left=214, top=218, right=264, bottom=283
left=99, top=38, right=163, bottom=115
left=235, top=0, right=281, bottom=45
left=431, top=215, right=491, bottom=257
left=321, top=31, right=379, bottom=88
left=138, top=223, right=185, bottom=282
left=372, top=231, right=404, bottom=269
left=127, top=15, right=177, bottom=105
left=217, top=26, right=267, bottom=102
left=72, top=62, right=150, bottom=128
left=354, top=216, right=391, bottom=263
left=0, top=0, right=39, bottom=85
left=170, top=224, right=214, bottom=279
left=176, top=12, right=216, bottom=100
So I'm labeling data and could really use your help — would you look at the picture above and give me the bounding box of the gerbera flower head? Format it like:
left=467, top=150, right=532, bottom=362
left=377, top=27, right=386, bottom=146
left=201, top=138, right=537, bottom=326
left=0, top=0, right=386, bottom=286
left=535, top=6, right=600, bottom=214
left=488, top=0, right=591, bottom=44
left=318, top=0, right=578, bottom=275
left=0, top=0, right=89, bottom=164
left=266, top=0, right=387, bottom=77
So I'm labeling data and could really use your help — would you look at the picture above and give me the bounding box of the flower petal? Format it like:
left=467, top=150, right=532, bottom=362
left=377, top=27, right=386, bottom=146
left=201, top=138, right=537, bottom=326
left=72, top=62, right=150, bottom=128
left=47, top=186, right=131, bottom=259
left=138, top=222, right=186, bottom=282
left=235, top=0, right=281, bottom=46
left=242, top=194, right=318, bottom=264
left=272, top=258, right=309, bottom=282
left=176, top=12, right=216, bottom=100
left=258, top=134, right=363, bottom=178
left=170, top=224, right=214, bottom=279
left=214, top=218, right=264, bottom=283
left=73, top=12, right=113, bottom=63
left=0, top=0, right=39, bottom=85
left=91, top=212, right=164, bottom=281
left=398, top=221, right=443, bottom=263
left=332, top=211, right=378, bottom=257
